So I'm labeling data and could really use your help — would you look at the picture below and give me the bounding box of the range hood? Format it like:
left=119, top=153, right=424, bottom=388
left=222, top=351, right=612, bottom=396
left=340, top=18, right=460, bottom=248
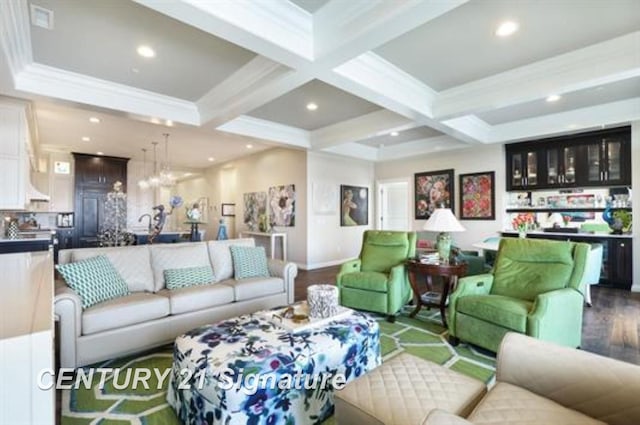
left=26, top=182, right=50, bottom=202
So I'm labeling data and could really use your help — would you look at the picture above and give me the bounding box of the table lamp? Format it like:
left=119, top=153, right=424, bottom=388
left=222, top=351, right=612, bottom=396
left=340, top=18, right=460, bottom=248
left=422, top=208, right=465, bottom=263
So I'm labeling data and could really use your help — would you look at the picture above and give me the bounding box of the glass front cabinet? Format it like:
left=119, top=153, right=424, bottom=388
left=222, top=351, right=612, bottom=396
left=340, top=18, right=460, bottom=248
left=506, top=127, right=631, bottom=191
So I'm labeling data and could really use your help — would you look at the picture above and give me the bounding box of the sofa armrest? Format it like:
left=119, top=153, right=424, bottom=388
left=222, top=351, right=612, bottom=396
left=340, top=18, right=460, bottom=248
left=54, top=280, right=83, bottom=368
left=527, top=288, right=583, bottom=347
left=336, top=259, right=361, bottom=285
left=422, top=409, right=474, bottom=425
left=497, top=332, right=640, bottom=425
left=268, top=259, right=298, bottom=305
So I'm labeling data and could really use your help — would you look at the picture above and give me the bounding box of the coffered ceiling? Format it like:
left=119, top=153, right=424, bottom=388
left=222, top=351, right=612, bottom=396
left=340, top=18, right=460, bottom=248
left=0, top=0, right=638, bottom=166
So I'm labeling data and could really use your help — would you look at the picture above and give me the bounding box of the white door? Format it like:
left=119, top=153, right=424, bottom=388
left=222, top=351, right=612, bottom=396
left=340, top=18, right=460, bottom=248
left=379, top=181, right=409, bottom=230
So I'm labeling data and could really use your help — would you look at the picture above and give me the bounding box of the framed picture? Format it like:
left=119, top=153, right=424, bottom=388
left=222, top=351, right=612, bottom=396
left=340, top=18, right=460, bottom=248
left=414, top=169, right=454, bottom=219
left=459, top=171, right=495, bottom=220
left=340, top=185, right=369, bottom=226
left=221, top=203, right=235, bottom=217
left=268, top=184, right=296, bottom=227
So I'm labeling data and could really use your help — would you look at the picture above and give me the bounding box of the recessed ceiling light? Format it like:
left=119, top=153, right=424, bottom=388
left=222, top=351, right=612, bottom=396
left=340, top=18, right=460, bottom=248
left=81, top=136, right=90, bottom=142
left=150, top=118, right=160, bottom=125
left=495, top=21, right=519, bottom=37
left=306, top=102, right=318, bottom=111
left=208, top=157, right=215, bottom=162
left=184, top=172, right=192, bottom=177
left=137, top=45, right=155, bottom=58
left=97, top=151, right=104, bottom=156
left=165, top=120, right=173, bottom=127
left=390, top=131, right=399, bottom=137
left=246, top=144, right=253, bottom=149
left=89, top=117, right=100, bottom=123
left=546, top=94, right=561, bottom=102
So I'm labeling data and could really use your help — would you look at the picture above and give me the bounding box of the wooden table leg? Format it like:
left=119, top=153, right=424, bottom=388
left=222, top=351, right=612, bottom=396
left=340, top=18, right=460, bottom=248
left=439, top=275, right=453, bottom=328
left=408, top=269, right=422, bottom=318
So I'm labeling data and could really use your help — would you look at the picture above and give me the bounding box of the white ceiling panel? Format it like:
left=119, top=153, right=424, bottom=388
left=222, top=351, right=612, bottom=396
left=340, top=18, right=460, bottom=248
left=356, top=126, right=443, bottom=148
left=248, top=80, right=381, bottom=130
left=289, top=0, right=330, bottom=13
left=29, top=0, right=256, bottom=101
left=477, top=77, right=640, bottom=125
left=375, top=0, right=640, bottom=90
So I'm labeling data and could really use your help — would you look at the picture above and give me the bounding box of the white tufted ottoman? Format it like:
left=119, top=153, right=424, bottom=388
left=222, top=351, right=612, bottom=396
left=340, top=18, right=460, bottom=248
left=334, top=353, right=487, bottom=425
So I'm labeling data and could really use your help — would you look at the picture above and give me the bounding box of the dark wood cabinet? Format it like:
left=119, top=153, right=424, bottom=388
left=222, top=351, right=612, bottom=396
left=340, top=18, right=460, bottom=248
left=73, top=153, right=129, bottom=248
left=506, top=127, right=631, bottom=191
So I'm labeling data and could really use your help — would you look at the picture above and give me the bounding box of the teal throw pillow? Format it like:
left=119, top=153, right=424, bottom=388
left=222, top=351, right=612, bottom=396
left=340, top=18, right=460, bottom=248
left=164, top=266, right=215, bottom=290
left=230, top=245, right=270, bottom=280
left=56, top=255, right=129, bottom=309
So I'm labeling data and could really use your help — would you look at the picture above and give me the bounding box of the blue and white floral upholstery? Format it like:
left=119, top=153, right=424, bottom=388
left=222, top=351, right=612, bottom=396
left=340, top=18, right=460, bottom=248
left=167, top=312, right=380, bottom=425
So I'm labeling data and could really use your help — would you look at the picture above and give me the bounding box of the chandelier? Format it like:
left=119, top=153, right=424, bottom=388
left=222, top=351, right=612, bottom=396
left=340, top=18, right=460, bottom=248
left=138, top=134, right=176, bottom=189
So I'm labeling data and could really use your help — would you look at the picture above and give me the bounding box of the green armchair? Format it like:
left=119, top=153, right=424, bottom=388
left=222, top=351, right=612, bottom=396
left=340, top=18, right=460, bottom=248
left=448, top=238, right=589, bottom=352
left=337, top=230, right=416, bottom=320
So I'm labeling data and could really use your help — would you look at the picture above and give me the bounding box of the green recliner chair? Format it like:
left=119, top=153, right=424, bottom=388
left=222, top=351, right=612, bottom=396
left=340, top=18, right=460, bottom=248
left=337, top=230, right=416, bottom=321
left=448, top=238, right=589, bottom=352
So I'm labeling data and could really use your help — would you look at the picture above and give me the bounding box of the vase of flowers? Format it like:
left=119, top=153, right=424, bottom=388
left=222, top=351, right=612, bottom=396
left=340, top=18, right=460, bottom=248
left=512, top=213, right=535, bottom=238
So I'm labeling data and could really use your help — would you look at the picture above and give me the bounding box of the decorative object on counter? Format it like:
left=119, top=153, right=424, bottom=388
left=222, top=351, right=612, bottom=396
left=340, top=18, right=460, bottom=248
left=148, top=205, right=168, bottom=244
left=611, top=210, right=632, bottom=234
left=562, top=215, right=572, bottom=227
left=415, top=169, right=454, bottom=219
left=5, top=217, right=19, bottom=239
left=459, top=171, right=495, bottom=220
left=258, top=213, right=269, bottom=232
left=99, top=181, right=135, bottom=247
left=269, top=184, right=296, bottom=227
left=307, top=284, right=339, bottom=319
left=512, top=213, right=535, bottom=238
left=186, top=202, right=201, bottom=221
left=216, top=218, right=228, bottom=240
left=423, top=208, right=465, bottom=263
left=340, top=184, right=369, bottom=226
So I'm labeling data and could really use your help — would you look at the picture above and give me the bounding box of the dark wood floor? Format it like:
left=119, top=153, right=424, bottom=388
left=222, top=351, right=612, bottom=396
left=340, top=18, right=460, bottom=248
left=296, top=266, right=640, bottom=364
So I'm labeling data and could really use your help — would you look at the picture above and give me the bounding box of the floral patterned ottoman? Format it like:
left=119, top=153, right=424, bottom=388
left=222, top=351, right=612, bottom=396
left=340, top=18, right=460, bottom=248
left=167, top=312, right=380, bottom=425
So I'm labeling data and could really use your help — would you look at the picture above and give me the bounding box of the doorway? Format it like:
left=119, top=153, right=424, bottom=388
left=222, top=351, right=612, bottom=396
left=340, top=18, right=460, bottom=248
left=378, top=180, right=410, bottom=231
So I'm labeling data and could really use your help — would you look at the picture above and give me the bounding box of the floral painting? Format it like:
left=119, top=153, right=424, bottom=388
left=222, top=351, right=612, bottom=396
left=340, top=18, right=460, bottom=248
left=341, top=185, right=369, bottom=226
left=268, top=184, right=296, bottom=227
left=459, top=171, right=495, bottom=220
left=243, top=192, right=267, bottom=229
left=415, top=169, right=454, bottom=219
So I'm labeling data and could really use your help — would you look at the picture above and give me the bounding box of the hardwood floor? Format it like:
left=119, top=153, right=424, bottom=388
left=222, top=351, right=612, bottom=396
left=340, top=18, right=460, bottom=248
left=296, top=266, right=640, bottom=364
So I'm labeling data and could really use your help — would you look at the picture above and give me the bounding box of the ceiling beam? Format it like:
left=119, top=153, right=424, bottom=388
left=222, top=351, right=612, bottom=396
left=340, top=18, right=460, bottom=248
left=434, top=32, right=640, bottom=120
left=217, top=115, right=310, bottom=149
left=377, top=135, right=469, bottom=161
left=321, top=141, right=379, bottom=162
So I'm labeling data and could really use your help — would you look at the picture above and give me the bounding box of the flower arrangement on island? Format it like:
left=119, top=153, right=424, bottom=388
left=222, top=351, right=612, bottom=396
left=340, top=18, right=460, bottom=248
left=512, top=213, right=535, bottom=234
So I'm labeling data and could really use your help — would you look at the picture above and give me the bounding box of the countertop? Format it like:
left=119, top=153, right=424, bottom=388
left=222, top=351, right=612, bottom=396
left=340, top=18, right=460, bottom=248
left=501, top=230, right=632, bottom=239
left=0, top=237, right=52, bottom=243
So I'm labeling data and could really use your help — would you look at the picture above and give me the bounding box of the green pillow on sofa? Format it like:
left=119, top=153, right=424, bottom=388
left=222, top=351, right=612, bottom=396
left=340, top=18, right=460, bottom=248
left=230, top=245, right=270, bottom=279
left=164, top=266, right=215, bottom=290
left=56, top=255, right=129, bottom=309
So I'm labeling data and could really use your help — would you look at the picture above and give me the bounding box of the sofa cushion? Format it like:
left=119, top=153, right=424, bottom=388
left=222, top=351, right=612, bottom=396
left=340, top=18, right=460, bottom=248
left=340, top=271, right=389, bottom=293
left=70, top=245, right=154, bottom=293
left=457, top=295, right=532, bottom=333
left=56, top=255, right=130, bottom=309
left=164, top=266, right=215, bottom=290
left=220, top=277, right=284, bottom=301
left=361, top=231, right=411, bottom=273
left=468, top=382, right=606, bottom=425
left=335, top=353, right=486, bottom=425
left=150, top=242, right=211, bottom=291
left=206, top=238, right=255, bottom=281
left=82, top=292, right=170, bottom=335
left=157, top=284, right=234, bottom=315
left=492, top=239, right=574, bottom=301
left=230, top=245, right=270, bottom=279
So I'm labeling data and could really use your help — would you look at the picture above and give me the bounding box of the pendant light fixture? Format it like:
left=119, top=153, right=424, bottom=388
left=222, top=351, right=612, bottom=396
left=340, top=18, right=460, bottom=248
left=137, top=148, right=150, bottom=189
left=148, top=141, right=161, bottom=187
left=159, top=133, right=176, bottom=187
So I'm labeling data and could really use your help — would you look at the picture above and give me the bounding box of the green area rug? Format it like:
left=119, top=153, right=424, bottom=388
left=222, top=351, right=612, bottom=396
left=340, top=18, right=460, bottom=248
left=60, top=307, right=495, bottom=425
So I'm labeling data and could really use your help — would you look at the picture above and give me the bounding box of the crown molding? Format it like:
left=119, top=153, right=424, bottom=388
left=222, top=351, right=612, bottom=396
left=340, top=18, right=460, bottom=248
left=217, top=115, right=310, bottom=149
left=435, top=32, right=640, bottom=120
left=15, top=63, right=200, bottom=125
left=311, top=109, right=413, bottom=150
left=0, top=0, right=32, bottom=76
left=133, top=0, right=313, bottom=68
left=489, top=98, right=640, bottom=143
left=321, top=141, right=378, bottom=162
left=377, top=135, right=468, bottom=161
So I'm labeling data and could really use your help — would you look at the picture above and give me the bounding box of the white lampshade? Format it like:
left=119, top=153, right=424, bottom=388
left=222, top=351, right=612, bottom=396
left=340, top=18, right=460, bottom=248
left=423, top=208, right=465, bottom=232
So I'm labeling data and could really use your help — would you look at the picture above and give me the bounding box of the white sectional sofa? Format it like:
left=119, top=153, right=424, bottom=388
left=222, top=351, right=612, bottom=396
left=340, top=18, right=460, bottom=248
left=55, top=238, right=297, bottom=368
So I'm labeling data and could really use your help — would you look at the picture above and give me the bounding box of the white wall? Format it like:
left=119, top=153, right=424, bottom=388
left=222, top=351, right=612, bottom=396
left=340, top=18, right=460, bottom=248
left=631, top=121, right=639, bottom=292
left=375, top=144, right=506, bottom=250
left=306, top=151, right=375, bottom=269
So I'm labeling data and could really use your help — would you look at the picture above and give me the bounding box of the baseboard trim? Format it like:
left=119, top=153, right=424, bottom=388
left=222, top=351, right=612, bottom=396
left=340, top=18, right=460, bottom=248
left=297, top=258, right=357, bottom=271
